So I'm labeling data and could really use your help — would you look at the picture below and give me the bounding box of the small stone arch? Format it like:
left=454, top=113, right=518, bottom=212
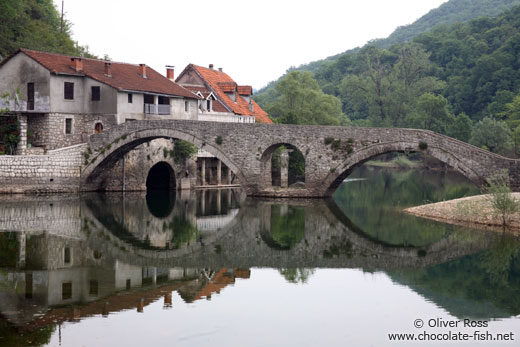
left=146, top=161, right=176, bottom=191
left=322, top=142, right=484, bottom=196
left=259, top=143, right=306, bottom=189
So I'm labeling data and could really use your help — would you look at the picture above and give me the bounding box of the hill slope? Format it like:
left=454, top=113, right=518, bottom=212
left=255, top=0, right=520, bottom=103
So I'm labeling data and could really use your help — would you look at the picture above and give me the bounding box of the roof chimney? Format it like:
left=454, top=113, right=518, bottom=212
left=104, top=62, right=112, bottom=77
left=209, top=64, right=214, bottom=70
left=166, top=65, right=175, bottom=82
left=218, top=67, right=223, bottom=72
left=139, top=64, right=147, bottom=78
left=71, top=57, right=83, bottom=72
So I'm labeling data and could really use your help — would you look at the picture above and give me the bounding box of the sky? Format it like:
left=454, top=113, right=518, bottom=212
left=54, top=0, right=448, bottom=89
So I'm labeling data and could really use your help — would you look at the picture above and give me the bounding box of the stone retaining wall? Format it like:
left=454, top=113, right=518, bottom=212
left=0, top=143, right=85, bottom=193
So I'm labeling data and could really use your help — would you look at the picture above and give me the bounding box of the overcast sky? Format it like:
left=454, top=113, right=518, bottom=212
left=55, top=0, right=448, bottom=89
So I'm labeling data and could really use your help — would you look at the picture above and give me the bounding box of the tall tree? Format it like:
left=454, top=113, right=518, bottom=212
left=266, top=71, right=348, bottom=126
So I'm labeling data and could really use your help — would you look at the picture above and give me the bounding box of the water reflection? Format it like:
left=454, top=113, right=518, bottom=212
left=0, top=170, right=519, bottom=345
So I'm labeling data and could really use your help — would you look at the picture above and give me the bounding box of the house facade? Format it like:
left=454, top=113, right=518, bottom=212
left=0, top=49, right=200, bottom=152
left=176, top=64, right=271, bottom=124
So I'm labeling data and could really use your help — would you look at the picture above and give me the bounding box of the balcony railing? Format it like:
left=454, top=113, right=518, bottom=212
left=144, top=104, right=171, bottom=115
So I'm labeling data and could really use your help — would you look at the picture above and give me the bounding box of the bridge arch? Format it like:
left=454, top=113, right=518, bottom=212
left=322, top=141, right=485, bottom=196
left=82, top=127, right=244, bottom=191
left=259, top=143, right=306, bottom=189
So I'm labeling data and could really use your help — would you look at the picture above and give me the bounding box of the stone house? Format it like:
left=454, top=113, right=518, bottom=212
left=176, top=64, right=271, bottom=124
left=0, top=49, right=200, bottom=152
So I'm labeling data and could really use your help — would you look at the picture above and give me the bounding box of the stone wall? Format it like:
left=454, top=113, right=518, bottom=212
left=29, top=113, right=117, bottom=151
left=0, top=143, right=85, bottom=193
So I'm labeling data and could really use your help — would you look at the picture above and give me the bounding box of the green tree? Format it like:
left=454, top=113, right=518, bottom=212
left=500, top=94, right=520, bottom=129
left=484, top=170, right=520, bottom=226
left=404, top=93, right=455, bottom=134
left=469, top=117, right=513, bottom=154
left=448, top=112, right=473, bottom=142
left=267, top=71, right=348, bottom=126
left=0, top=0, right=96, bottom=58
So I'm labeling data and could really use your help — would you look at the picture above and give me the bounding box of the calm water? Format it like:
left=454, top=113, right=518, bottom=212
left=0, top=166, right=519, bottom=347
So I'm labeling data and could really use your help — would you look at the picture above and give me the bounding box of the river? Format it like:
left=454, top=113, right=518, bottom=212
left=0, top=165, right=519, bottom=346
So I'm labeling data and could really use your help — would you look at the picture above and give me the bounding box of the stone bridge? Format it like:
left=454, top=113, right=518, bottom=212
left=83, top=120, right=520, bottom=197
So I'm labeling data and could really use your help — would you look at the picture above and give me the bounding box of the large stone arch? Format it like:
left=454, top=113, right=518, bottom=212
left=322, top=141, right=486, bottom=196
left=81, top=128, right=244, bottom=191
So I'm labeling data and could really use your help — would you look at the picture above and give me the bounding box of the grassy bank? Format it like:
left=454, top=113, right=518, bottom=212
left=404, top=193, right=520, bottom=234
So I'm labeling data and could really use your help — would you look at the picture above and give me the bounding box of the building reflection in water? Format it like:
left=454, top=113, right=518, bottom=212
left=0, top=188, right=519, bottom=340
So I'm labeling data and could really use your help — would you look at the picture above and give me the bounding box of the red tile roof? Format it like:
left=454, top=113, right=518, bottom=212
left=237, top=85, right=252, bottom=96
left=183, top=64, right=272, bottom=123
left=3, top=49, right=198, bottom=99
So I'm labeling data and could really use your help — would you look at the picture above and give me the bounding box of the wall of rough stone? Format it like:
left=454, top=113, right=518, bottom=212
left=0, top=143, right=85, bottom=193
left=27, top=113, right=117, bottom=151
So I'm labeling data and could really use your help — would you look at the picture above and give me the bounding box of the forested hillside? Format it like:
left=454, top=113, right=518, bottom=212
left=258, top=3, right=520, bottom=156
left=0, top=0, right=94, bottom=59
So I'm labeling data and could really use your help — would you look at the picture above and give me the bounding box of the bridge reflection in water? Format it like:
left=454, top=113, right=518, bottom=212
left=0, top=189, right=519, bottom=341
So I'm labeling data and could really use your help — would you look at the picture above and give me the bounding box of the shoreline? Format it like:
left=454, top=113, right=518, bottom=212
left=404, top=193, right=520, bottom=234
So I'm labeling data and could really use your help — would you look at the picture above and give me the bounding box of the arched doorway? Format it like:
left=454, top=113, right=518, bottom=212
left=146, top=162, right=176, bottom=191
left=94, top=122, right=103, bottom=134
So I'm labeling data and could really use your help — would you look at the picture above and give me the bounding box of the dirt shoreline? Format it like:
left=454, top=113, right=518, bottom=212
left=404, top=193, right=520, bottom=234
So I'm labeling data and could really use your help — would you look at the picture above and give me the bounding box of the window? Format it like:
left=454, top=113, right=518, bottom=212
left=89, top=280, right=99, bottom=296
left=64, top=247, right=71, bottom=264
left=126, top=279, right=131, bottom=290
left=91, top=86, right=100, bottom=101
left=128, top=93, right=133, bottom=103
left=94, top=122, right=103, bottom=134
left=184, top=101, right=189, bottom=112
left=27, top=83, right=34, bottom=110
left=62, top=282, right=72, bottom=300
left=65, top=118, right=72, bottom=134
left=206, top=99, right=211, bottom=111
left=64, top=82, right=74, bottom=100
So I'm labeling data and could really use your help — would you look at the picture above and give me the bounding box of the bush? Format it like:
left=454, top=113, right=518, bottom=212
left=418, top=141, right=428, bottom=150
left=215, top=135, right=223, bottom=145
left=324, top=136, right=334, bottom=145
left=484, top=170, right=520, bottom=226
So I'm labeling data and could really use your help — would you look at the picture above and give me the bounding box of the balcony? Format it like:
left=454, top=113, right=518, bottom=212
left=144, top=103, right=171, bottom=115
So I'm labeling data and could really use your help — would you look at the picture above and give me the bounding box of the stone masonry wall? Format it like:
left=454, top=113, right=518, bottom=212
left=32, top=113, right=117, bottom=151
left=0, top=143, right=85, bottom=193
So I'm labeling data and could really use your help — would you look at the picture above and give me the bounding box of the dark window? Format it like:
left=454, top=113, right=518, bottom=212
left=158, top=96, right=169, bottom=105
left=89, top=280, right=99, bottom=296
left=64, top=247, right=71, bottom=264
left=206, top=99, right=211, bottom=111
left=25, top=273, right=33, bottom=299
left=64, top=82, right=74, bottom=100
left=27, top=83, right=34, bottom=110
left=62, top=282, right=72, bottom=300
left=184, top=101, right=189, bottom=112
left=144, top=94, right=154, bottom=104
left=94, top=122, right=103, bottom=133
left=126, top=279, right=131, bottom=290
left=128, top=93, right=133, bottom=103
left=65, top=118, right=72, bottom=134
left=91, top=86, right=100, bottom=101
